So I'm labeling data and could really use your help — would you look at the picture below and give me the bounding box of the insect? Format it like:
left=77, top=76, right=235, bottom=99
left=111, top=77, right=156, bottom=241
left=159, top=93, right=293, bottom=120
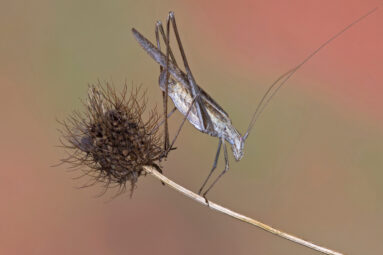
left=132, top=8, right=378, bottom=199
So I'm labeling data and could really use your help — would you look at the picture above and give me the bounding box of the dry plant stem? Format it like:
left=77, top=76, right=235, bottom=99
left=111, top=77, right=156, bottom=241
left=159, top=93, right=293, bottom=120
left=144, top=165, right=344, bottom=255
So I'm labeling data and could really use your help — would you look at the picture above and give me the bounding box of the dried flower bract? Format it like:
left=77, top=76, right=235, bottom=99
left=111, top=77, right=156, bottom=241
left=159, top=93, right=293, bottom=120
left=59, top=83, right=165, bottom=196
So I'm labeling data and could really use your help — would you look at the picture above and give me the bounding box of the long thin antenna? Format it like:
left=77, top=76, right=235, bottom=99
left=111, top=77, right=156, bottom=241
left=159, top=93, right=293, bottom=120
left=243, top=7, right=378, bottom=140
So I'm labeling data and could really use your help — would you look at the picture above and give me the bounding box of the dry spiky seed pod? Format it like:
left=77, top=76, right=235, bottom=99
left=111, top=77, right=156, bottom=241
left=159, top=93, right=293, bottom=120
left=59, top=83, right=165, bottom=196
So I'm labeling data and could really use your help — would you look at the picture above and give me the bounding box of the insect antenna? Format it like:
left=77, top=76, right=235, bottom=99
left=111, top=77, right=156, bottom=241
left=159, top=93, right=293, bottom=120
left=243, top=7, right=378, bottom=141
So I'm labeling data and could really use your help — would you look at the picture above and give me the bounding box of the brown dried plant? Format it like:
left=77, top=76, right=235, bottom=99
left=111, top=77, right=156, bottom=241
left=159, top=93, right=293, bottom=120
left=59, top=82, right=165, bottom=196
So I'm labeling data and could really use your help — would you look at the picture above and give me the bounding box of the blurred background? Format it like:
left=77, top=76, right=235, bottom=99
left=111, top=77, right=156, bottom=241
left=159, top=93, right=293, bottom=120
left=1, top=0, right=382, bottom=254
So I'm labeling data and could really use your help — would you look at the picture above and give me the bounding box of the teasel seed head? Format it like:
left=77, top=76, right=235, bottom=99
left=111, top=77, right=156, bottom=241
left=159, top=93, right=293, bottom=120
left=59, top=82, right=165, bottom=196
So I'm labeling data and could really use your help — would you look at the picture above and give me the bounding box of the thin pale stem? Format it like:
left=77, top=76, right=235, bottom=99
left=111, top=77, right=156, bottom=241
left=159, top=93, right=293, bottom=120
left=143, top=165, right=345, bottom=255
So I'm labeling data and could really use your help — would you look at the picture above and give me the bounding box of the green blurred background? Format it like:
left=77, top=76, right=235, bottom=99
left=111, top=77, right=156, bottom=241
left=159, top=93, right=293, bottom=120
left=1, top=0, right=382, bottom=254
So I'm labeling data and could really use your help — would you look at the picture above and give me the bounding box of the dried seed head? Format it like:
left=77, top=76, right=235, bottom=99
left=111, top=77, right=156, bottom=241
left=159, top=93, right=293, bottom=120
left=59, top=83, right=165, bottom=196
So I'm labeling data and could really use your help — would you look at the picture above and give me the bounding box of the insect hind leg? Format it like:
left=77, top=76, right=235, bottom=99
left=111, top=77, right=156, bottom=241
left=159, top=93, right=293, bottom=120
left=166, top=11, right=214, bottom=133
left=156, top=15, right=195, bottom=157
left=155, top=21, right=171, bottom=154
left=155, top=12, right=216, bottom=156
left=155, top=21, right=178, bottom=67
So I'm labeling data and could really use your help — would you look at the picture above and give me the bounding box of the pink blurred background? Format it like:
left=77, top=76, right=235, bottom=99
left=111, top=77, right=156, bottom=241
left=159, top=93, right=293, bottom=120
left=1, top=0, right=382, bottom=254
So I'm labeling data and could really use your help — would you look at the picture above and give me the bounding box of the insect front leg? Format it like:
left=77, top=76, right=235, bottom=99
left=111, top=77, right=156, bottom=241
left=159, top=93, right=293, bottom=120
left=198, top=139, right=222, bottom=195
left=202, top=137, right=229, bottom=200
left=166, top=11, right=214, bottom=133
